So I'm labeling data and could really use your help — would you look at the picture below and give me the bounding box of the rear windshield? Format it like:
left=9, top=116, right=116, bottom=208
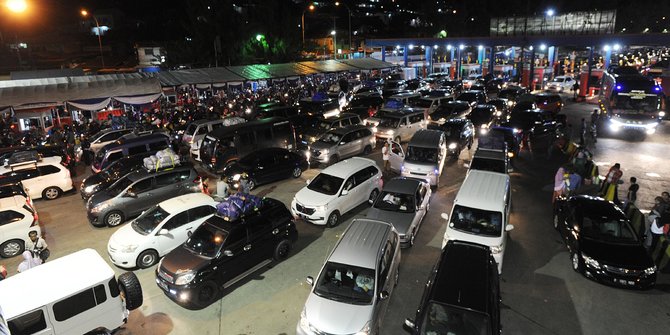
left=450, top=204, right=503, bottom=237
left=419, top=302, right=491, bottom=335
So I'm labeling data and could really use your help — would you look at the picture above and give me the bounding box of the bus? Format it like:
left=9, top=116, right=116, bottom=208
left=599, top=66, right=665, bottom=135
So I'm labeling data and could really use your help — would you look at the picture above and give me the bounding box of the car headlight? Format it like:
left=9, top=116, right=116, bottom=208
left=315, top=205, right=328, bottom=212
left=355, top=321, right=371, bottom=335
left=386, top=130, right=394, bottom=135
left=90, top=203, right=109, bottom=213
left=175, top=271, right=196, bottom=285
left=448, top=143, right=457, bottom=149
left=321, top=149, right=329, bottom=155
left=490, top=244, right=503, bottom=254
left=644, top=122, right=658, bottom=129
left=299, top=308, right=311, bottom=332
left=83, top=184, right=98, bottom=194
left=371, top=126, right=378, bottom=133
left=495, top=111, right=502, bottom=117
left=581, top=253, right=601, bottom=270
left=644, top=266, right=657, bottom=275
left=310, top=136, right=317, bottom=143
left=659, top=111, right=666, bottom=117
left=121, top=244, right=138, bottom=253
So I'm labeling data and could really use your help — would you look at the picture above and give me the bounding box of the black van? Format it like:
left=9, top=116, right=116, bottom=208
left=199, top=117, right=297, bottom=173
left=92, top=134, right=171, bottom=173
left=404, top=240, right=501, bottom=335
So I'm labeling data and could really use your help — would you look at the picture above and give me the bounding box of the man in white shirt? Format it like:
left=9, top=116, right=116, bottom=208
left=381, top=141, right=390, bottom=173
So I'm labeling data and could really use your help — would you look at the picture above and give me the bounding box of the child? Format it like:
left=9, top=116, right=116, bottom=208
left=627, top=177, right=639, bottom=205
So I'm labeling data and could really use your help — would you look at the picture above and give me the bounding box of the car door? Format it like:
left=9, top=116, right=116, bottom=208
left=340, top=175, right=359, bottom=214
left=154, top=171, right=185, bottom=200
left=254, top=154, right=277, bottom=185
left=388, top=141, right=404, bottom=172
left=415, top=184, right=429, bottom=227
left=338, top=132, right=358, bottom=158
left=124, top=177, right=155, bottom=217
left=219, top=226, right=252, bottom=286
left=374, top=239, right=396, bottom=328
left=5, top=168, right=40, bottom=199
left=155, top=210, right=192, bottom=256
left=272, top=150, right=294, bottom=180
left=244, top=212, right=276, bottom=266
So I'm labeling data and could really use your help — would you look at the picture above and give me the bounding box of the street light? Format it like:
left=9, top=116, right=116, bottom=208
left=331, top=30, right=336, bottom=59
left=335, top=1, right=352, bottom=54
left=80, top=9, right=105, bottom=68
left=5, top=0, right=27, bottom=13
left=301, top=3, right=315, bottom=48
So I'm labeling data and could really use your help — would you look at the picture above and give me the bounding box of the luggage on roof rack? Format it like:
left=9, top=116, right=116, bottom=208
left=216, top=193, right=263, bottom=221
left=6, top=150, right=41, bottom=167
left=143, top=148, right=181, bottom=171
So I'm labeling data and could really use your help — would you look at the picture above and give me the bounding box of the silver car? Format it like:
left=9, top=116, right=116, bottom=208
left=298, top=219, right=400, bottom=335
left=367, top=177, right=431, bottom=247
left=309, top=125, right=376, bottom=165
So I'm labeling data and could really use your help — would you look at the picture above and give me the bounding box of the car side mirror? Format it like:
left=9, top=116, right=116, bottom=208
left=306, top=276, right=314, bottom=286
left=187, top=230, right=192, bottom=237
left=378, top=290, right=389, bottom=300
left=126, top=191, right=137, bottom=198
left=306, top=179, right=311, bottom=185
left=158, top=228, right=169, bottom=236
left=463, top=163, right=470, bottom=168
left=441, top=213, right=449, bottom=221
left=505, top=224, right=515, bottom=232
left=403, top=319, right=416, bottom=332
left=223, top=250, right=234, bottom=257
left=341, top=189, right=349, bottom=196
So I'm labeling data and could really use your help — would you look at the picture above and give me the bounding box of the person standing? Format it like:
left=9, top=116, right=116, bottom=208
left=627, top=177, right=639, bottom=206
left=553, top=165, right=568, bottom=203
left=26, top=230, right=49, bottom=263
left=381, top=141, right=390, bottom=173
left=600, top=163, right=623, bottom=203
left=17, top=250, right=42, bottom=273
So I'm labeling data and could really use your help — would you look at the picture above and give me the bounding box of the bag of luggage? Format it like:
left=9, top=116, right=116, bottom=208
left=216, top=193, right=263, bottom=221
left=143, top=148, right=180, bottom=171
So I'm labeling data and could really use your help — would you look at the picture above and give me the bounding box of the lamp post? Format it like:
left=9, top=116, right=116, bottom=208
left=301, top=3, right=315, bottom=49
left=335, top=1, right=352, bottom=54
left=80, top=9, right=105, bottom=68
left=331, top=30, right=336, bottom=59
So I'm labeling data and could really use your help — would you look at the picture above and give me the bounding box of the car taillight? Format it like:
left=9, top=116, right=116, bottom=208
left=31, top=212, right=39, bottom=227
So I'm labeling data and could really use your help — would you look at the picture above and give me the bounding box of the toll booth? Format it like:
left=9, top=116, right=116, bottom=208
left=577, top=68, right=604, bottom=99
left=461, top=64, right=482, bottom=79
left=494, top=65, right=514, bottom=80
left=521, top=65, right=549, bottom=90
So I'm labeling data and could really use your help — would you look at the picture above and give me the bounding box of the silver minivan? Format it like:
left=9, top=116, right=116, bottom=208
left=394, top=129, right=447, bottom=187
left=373, top=109, right=426, bottom=143
left=298, top=219, right=401, bottom=335
left=309, top=125, right=376, bottom=165
left=183, top=117, right=246, bottom=161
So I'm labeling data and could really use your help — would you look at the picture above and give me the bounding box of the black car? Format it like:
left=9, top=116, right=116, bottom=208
left=428, top=118, right=474, bottom=157
left=488, top=98, right=510, bottom=120
left=349, top=93, right=384, bottom=109
left=498, top=86, right=529, bottom=103
left=155, top=197, right=298, bottom=309
left=553, top=195, right=657, bottom=289
left=297, top=96, right=340, bottom=117
left=428, top=101, right=472, bottom=125
left=456, top=90, right=488, bottom=108
left=223, top=148, right=308, bottom=190
left=510, top=100, right=537, bottom=114
left=468, top=104, right=498, bottom=134
left=485, top=78, right=505, bottom=93
left=403, top=240, right=501, bottom=335
left=502, top=108, right=560, bottom=153
left=485, top=126, right=521, bottom=159
left=441, top=80, right=463, bottom=95
left=80, top=153, right=153, bottom=200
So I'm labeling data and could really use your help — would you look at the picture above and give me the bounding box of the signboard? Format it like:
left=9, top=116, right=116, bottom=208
left=490, top=10, right=617, bottom=36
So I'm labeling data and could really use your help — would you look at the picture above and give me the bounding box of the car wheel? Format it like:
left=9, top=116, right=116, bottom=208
left=118, top=272, right=143, bottom=310
left=273, top=239, right=291, bottom=261
left=571, top=252, right=583, bottom=273
left=42, top=186, right=62, bottom=200
left=197, top=281, right=220, bottom=307
left=247, top=178, right=256, bottom=191
left=363, top=145, right=372, bottom=155
left=0, top=239, right=24, bottom=258
left=137, top=250, right=159, bottom=269
left=291, top=166, right=302, bottom=178
left=104, top=211, right=125, bottom=227
left=326, top=211, right=340, bottom=228
left=394, top=136, right=401, bottom=143
left=368, top=189, right=379, bottom=205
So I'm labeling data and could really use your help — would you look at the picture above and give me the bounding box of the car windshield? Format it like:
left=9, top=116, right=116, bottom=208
left=419, top=302, right=490, bottom=335
left=307, top=173, right=343, bottom=196
left=450, top=205, right=503, bottom=237
left=107, top=177, right=133, bottom=195
left=553, top=78, right=565, bottom=82
left=318, top=132, right=342, bottom=145
left=439, top=124, right=462, bottom=138
left=433, top=105, right=464, bottom=119
left=373, top=191, right=415, bottom=213
left=470, top=108, right=493, bottom=122
left=509, top=111, right=542, bottom=128
left=413, top=99, right=434, bottom=108
left=183, top=223, right=228, bottom=258
left=578, top=216, right=639, bottom=244
left=318, top=121, right=333, bottom=130
left=314, top=261, right=376, bottom=305
left=378, top=117, right=400, bottom=128
left=457, top=93, right=476, bottom=101
left=406, top=146, right=439, bottom=164
left=132, top=205, right=170, bottom=235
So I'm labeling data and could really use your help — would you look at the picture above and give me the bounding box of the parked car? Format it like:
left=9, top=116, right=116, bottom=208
left=390, top=129, right=447, bottom=187
left=297, top=95, right=341, bottom=118
left=498, top=86, right=529, bottom=104
left=80, top=152, right=155, bottom=200
left=372, top=108, right=426, bottom=143
left=468, top=148, right=511, bottom=175
left=403, top=240, right=501, bottom=335
left=382, top=79, right=407, bottom=98
left=534, top=92, right=564, bottom=114
left=309, top=125, right=376, bottom=165
left=156, top=197, right=298, bottom=309
left=428, top=101, right=472, bottom=125
left=92, top=133, right=171, bottom=173
left=223, top=148, right=308, bottom=190
left=553, top=195, right=657, bottom=289
left=0, top=156, right=73, bottom=200
left=484, top=126, right=522, bottom=159
left=292, top=157, right=383, bottom=227
left=389, top=91, right=423, bottom=106
left=441, top=79, right=463, bottom=95
left=502, top=108, right=561, bottom=154
left=545, top=75, right=575, bottom=92
left=0, top=145, right=71, bottom=169
left=85, top=128, right=133, bottom=156
left=300, top=113, right=363, bottom=145
left=468, top=104, right=498, bottom=135
left=86, top=163, right=202, bottom=227
left=0, top=179, right=32, bottom=208
left=488, top=98, right=511, bottom=120
left=348, top=92, right=384, bottom=109
left=427, top=118, right=475, bottom=157
left=297, top=218, right=400, bottom=335
left=367, top=177, right=431, bottom=247
left=107, top=193, right=218, bottom=269
left=456, top=90, right=488, bottom=108
left=411, top=95, right=454, bottom=115
left=0, top=195, right=39, bottom=258
left=187, top=117, right=246, bottom=161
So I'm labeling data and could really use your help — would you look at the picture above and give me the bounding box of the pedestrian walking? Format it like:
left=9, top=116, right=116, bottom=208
left=553, top=165, right=568, bottom=203
left=572, top=81, right=580, bottom=100
left=627, top=177, right=639, bottom=206
left=382, top=141, right=390, bottom=173
left=600, top=163, right=623, bottom=203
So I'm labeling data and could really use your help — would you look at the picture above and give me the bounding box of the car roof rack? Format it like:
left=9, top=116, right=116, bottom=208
left=6, top=151, right=41, bottom=169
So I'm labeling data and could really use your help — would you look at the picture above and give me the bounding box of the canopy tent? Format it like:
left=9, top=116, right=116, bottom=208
left=0, top=73, right=162, bottom=108
left=300, top=60, right=359, bottom=73
left=156, top=67, right=244, bottom=86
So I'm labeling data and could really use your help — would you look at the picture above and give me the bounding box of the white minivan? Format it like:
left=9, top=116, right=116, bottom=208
left=0, top=195, right=40, bottom=258
left=0, top=249, right=143, bottom=335
left=0, top=157, right=74, bottom=200
left=107, top=193, right=218, bottom=269
left=441, top=169, right=513, bottom=273
left=292, top=157, right=383, bottom=227
left=391, top=129, right=447, bottom=187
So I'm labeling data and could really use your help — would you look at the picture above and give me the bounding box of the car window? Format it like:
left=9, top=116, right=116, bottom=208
left=155, top=171, right=181, bottom=187
left=224, top=227, right=247, bottom=248
left=0, top=210, right=25, bottom=225
left=196, top=127, right=208, bottom=135
left=245, top=213, right=273, bottom=238
left=188, top=205, right=216, bottom=221
left=378, top=240, right=394, bottom=290
left=162, top=211, right=189, bottom=230
left=341, top=133, right=355, bottom=143
left=340, top=118, right=352, bottom=127
left=148, top=140, right=169, bottom=151
left=258, top=155, right=275, bottom=167
left=314, top=261, right=376, bottom=304
left=353, top=167, right=374, bottom=185
left=128, top=144, right=148, bottom=156
left=7, top=309, right=47, bottom=334
left=360, top=129, right=372, bottom=138
left=37, top=165, right=60, bottom=176
left=106, top=151, right=124, bottom=164
left=409, top=114, right=424, bottom=124
left=129, top=178, right=153, bottom=194
left=3, top=168, right=39, bottom=180
left=175, top=169, right=192, bottom=182
left=343, top=176, right=356, bottom=191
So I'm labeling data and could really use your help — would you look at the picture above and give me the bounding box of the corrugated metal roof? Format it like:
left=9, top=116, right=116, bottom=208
left=156, top=67, right=244, bottom=86
left=338, top=58, right=396, bottom=70
left=300, top=60, right=359, bottom=73
left=226, top=65, right=273, bottom=81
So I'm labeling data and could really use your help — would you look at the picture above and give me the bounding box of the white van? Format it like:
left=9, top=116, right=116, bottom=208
left=389, top=129, right=447, bottom=187
left=441, top=169, right=513, bottom=273
left=0, top=249, right=143, bottom=335
left=183, top=117, right=246, bottom=161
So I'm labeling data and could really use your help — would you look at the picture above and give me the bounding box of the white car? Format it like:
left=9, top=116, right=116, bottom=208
left=0, top=195, right=40, bottom=258
left=107, top=193, right=217, bottom=269
left=0, top=156, right=73, bottom=200
left=87, top=128, right=133, bottom=155
left=545, top=75, right=575, bottom=92
left=292, top=157, right=383, bottom=227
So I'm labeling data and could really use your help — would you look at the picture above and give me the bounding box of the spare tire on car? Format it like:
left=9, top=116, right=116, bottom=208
left=118, top=272, right=143, bottom=311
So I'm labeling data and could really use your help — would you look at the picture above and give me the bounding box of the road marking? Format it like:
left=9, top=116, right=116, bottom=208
left=645, top=172, right=661, bottom=178
left=594, top=161, right=611, bottom=166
